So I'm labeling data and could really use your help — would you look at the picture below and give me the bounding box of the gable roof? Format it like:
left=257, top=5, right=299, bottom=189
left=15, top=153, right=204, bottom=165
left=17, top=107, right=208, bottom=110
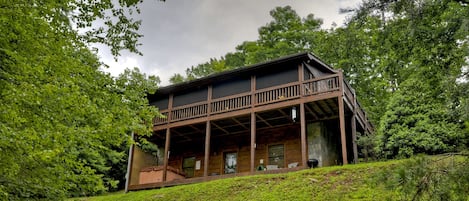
left=152, top=52, right=337, bottom=97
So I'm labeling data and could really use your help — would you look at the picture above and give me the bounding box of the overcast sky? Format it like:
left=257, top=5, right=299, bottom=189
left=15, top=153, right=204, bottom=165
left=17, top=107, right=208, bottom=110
left=98, top=0, right=362, bottom=86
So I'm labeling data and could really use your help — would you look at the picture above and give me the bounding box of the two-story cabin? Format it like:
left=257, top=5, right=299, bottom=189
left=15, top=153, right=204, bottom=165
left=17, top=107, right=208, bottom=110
left=126, top=52, right=373, bottom=191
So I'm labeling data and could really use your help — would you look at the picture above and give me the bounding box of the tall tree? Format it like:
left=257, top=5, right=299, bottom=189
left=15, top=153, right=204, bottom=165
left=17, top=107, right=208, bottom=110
left=169, top=1, right=468, bottom=159
left=0, top=0, right=160, bottom=199
left=361, top=0, right=469, bottom=157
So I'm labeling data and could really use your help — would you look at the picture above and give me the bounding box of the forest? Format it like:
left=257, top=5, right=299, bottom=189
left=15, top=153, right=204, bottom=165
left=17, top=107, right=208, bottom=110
left=0, top=0, right=467, bottom=200
left=170, top=1, right=469, bottom=159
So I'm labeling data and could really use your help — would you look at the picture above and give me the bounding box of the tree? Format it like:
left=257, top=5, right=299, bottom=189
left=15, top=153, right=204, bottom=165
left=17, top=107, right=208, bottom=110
left=0, top=0, right=160, bottom=200
left=169, top=1, right=469, bottom=159
left=377, top=75, right=462, bottom=158
left=366, top=0, right=469, bottom=158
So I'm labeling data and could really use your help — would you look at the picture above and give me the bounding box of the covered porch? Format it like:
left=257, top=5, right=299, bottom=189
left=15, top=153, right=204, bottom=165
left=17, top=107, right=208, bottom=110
left=126, top=55, right=373, bottom=190
left=127, top=96, right=367, bottom=191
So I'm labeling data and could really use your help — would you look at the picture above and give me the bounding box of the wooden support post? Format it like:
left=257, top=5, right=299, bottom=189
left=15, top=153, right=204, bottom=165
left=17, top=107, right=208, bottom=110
left=298, top=63, right=304, bottom=94
left=205, top=85, right=212, bottom=177
left=251, top=75, right=256, bottom=105
left=338, top=70, right=348, bottom=165
left=163, top=128, right=171, bottom=182
left=351, top=114, right=357, bottom=164
left=207, top=85, right=212, bottom=114
left=250, top=112, right=256, bottom=173
left=124, top=132, right=135, bottom=193
left=204, top=121, right=211, bottom=177
left=338, top=96, right=348, bottom=165
left=168, top=94, right=173, bottom=122
left=250, top=75, right=256, bottom=173
left=351, top=94, right=358, bottom=164
left=300, top=103, right=307, bottom=168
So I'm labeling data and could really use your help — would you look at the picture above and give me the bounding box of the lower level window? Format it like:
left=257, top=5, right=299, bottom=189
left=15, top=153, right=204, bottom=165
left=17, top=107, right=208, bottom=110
left=182, top=157, right=196, bottom=178
left=268, top=144, right=285, bottom=168
left=224, top=152, right=237, bottom=174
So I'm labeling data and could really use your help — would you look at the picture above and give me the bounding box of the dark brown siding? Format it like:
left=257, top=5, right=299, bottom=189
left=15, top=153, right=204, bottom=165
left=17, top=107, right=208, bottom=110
left=150, top=97, right=169, bottom=110
left=166, top=125, right=302, bottom=177
left=212, top=77, right=251, bottom=99
left=173, top=87, right=208, bottom=107
left=256, top=67, right=298, bottom=90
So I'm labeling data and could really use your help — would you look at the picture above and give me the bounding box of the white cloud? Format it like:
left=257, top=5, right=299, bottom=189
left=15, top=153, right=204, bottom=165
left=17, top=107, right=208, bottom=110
left=100, top=55, right=141, bottom=77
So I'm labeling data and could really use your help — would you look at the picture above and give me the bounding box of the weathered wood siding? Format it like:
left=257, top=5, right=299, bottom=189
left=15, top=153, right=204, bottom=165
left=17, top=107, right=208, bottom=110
left=166, top=125, right=302, bottom=178
left=173, top=87, right=208, bottom=107
left=212, top=77, right=251, bottom=99
left=256, top=67, right=298, bottom=90
left=150, top=97, right=169, bottom=110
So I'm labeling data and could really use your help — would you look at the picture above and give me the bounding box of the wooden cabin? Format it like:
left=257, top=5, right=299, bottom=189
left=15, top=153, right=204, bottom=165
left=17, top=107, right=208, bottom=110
left=126, top=52, right=373, bottom=191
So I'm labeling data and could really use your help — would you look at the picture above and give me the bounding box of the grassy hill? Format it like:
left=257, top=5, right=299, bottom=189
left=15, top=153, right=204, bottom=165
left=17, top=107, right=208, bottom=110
left=70, top=156, right=467, bottom=201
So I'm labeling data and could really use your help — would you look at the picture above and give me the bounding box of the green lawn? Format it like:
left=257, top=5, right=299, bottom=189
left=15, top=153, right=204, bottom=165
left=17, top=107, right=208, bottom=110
left=70, top=160, right=407, bottom=201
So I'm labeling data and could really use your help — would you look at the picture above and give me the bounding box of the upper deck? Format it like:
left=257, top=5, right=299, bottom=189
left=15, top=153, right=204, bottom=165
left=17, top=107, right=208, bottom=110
left=149, top=53, right=373, bottom=134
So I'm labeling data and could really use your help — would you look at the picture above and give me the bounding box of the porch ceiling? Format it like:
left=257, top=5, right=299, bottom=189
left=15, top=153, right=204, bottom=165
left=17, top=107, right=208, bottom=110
left=152, top=98, right=342, bottom=145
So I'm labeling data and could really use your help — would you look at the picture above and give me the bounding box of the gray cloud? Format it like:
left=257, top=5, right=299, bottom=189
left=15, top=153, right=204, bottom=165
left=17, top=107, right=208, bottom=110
left=100, top=0, right=361, bottom=85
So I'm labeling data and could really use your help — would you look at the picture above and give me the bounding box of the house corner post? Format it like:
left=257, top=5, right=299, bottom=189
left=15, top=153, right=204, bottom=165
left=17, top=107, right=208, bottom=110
left=351, top=92, right=358, bottom=164
left=338, top=70, right=348, bottom=165
left=250, top=75, right=256, bottom=173
left=163, top=128, right=171, bottom=182
left=204, top=121, right=211, bottom=177
left=124, top=132, right=135, bottom=193
left=204, top=85, right=212, bottom=178
left=250, top=112, right=256, bottom=173
left=300, top=103, right=307, bottom=168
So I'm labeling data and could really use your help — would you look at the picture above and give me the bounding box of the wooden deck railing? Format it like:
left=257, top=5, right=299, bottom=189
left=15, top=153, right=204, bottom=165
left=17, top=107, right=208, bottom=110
left=153, top=111, right=169, bottom=125
left=356, top=101, right=373, bottom=132
left=255, top=83, right=300, bottom=105
left=302, top=74, right=339, bottom=96
left=343, top=80, right=354, bottom=107
left=153, top=74, right=369, bottom=127
left=171, top=102, right=208, bottom=121
left=211, top=93, right=251, bottom=114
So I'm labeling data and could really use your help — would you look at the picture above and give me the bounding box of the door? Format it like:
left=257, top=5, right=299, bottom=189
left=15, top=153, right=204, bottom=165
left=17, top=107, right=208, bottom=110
left=268, top=144, right=285, bottom=168
left=224, top=152, right=237, bottom=174
left=182, top=156, right=196, bottom=178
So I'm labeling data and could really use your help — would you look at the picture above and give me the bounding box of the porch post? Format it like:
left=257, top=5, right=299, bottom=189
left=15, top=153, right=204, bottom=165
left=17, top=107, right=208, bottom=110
left=338, top=97, right=348, bottom=165
left=250, top=112, right=256, bottom=173
left=124, top=132, right=135, bottom=193
left=204, top=121, right=211, bottom=177
left=300, top=103, right=307, bottom=168
left=338, top=70, right=348, bottom=165
left=351, top=94, right=358, bottom=164
left=163, top=128, right=171, bottom=182
left=250, top=75, right=256, bottom=173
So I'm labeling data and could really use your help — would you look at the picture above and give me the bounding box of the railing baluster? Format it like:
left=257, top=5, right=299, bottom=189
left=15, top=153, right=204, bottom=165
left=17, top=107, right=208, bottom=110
left=270, top=91, right=273, bottom=102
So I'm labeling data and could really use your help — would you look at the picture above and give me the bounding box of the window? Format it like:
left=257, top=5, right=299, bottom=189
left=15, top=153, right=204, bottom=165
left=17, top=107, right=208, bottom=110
left=224, top=152, right=237, bottom=174
left=268, top=144, right=285, bottom=168
left=182, top=157, right=196, bottom=178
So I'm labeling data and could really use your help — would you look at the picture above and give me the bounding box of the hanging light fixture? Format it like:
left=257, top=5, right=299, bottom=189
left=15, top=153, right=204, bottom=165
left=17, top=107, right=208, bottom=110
left=291, top=106, right=297, bottom=122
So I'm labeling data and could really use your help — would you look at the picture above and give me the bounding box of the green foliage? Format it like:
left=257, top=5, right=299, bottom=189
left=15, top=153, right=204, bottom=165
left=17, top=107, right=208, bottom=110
left=378, top=154, right=469, bottom=201
left=0, top=0, right=159, bottom=200
left=169, top=0, right=468, bottom=160
left=370, top=0, right=469, bottom=158
left=377, top=76, right=463, bottom=158
left=356, top=133, right=376, bottom=160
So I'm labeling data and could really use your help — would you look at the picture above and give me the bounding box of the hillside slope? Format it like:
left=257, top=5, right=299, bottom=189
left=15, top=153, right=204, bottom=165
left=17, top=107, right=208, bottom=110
left=72, top=160, right=407, bottom=201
